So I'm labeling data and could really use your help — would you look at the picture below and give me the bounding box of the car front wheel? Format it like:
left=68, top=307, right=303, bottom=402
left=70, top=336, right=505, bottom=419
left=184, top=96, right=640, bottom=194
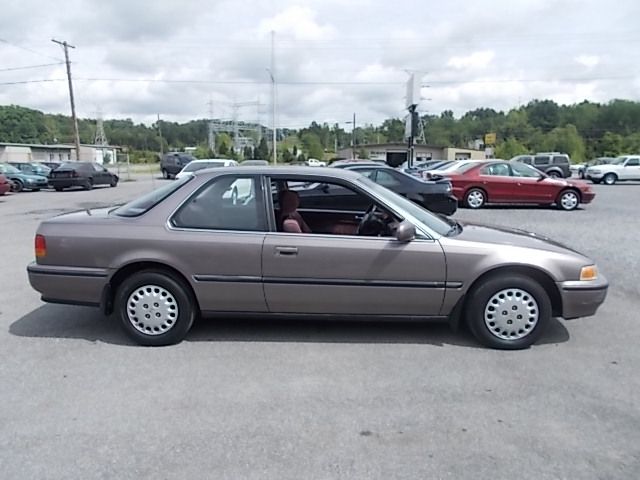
left=464, top=188, right=486, bottom=209
left=465, top=274, right=551, bottom=349
left=162, top=169, right=169, bottom=179
left=115, top=270, right=196, bottom=346
left=603, top=173, right=617, bottom=185
left=110, top=177, right=118, bottom=187
left=557, top=189, right=580, bottom=211
left=11, top=179, right=24, bottom=192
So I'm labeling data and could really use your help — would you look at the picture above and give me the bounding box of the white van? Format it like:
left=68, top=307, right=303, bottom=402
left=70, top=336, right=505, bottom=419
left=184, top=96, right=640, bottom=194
left=175, top=159, right=238, bottom=179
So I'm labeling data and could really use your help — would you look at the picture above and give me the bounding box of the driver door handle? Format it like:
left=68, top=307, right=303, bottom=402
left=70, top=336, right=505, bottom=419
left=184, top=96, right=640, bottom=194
left=275, top=246, right=298, bottom=256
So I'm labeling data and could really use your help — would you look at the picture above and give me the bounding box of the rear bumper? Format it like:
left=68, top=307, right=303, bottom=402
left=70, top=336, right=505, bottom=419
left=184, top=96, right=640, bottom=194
left=423, top=194, right=458, bottom=216
left=27, top=262, right=108, bottom=307
left=558, top=275, right=608, bottom=320
left=47, top=178, right=86, bottom=188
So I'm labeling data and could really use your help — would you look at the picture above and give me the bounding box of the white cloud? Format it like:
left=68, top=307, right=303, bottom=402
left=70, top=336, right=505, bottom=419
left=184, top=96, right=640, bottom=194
left=447, top=51, right=495, bottom=70
left=258, top=6, right=335, bottom=40
left=575, top=54, right=600, bottom=69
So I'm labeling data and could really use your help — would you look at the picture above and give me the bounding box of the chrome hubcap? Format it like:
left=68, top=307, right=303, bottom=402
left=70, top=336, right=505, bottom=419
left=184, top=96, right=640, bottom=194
left=484, top=288, right=539, bottom=340
left=467, top=190, right=484, bottom=208
left=561, top=192, right=578, bottom=209
left=604, top=175, right=615, bottom=185
left=127, top=285, right=178, bottom=335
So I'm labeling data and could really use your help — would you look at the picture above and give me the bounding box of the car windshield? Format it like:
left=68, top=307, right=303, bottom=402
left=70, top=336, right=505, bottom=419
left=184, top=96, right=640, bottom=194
left=113, top=175, right=192, bottom=217
left=0, top=164, right=20, bottom=174
left=183, top=161, right=225, bottom=172
left=355, top=176, right=452, bottom=236
left=612, top=156, right=628, bottom=165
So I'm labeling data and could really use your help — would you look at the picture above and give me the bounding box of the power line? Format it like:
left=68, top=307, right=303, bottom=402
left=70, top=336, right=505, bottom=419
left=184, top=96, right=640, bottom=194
left=0, top=62, right=64, bottom=73
left=0, top=38, right=62, bottom=61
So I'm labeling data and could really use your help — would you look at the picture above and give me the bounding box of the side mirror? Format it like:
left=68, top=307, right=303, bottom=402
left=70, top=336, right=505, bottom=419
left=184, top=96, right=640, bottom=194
left=537, top=173, right=546, bottom=181
left=395, top=220, right=416, bottom=243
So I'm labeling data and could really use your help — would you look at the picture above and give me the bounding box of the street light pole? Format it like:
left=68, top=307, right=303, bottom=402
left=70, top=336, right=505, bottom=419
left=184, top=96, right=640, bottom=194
left=269, top=31, right=277, bottom=164
left=345, top=112, right=356, bottom=159
left=52, top=39, right=81, bottom=161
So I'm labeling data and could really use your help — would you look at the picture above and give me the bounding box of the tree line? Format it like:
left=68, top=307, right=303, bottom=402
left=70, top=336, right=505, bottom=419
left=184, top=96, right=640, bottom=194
left=1, top=99, right=639, bottom=162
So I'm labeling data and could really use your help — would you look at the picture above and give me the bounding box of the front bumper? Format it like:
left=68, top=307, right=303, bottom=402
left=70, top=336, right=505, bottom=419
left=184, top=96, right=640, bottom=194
left=586, top=172, right=604, bottom=180
left=27, top=262, right=109, bottom=307
left=558, top=274, right=608, bottom=320
left=581, top=191, right=596, bottom=203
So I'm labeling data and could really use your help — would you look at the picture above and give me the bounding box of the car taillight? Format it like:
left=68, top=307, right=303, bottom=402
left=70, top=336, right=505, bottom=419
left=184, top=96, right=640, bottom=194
left=35, top=234, right=46, bottom=259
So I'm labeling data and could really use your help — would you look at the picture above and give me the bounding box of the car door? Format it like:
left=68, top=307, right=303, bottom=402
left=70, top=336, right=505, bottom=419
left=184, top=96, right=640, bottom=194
left=477, top=163, right=518, bottom=202
left=169, top=174, right=268, bottom=312
left=92, top=163, right=107, bottom=184
left=510, top=162, right=558, bottom=203
left=262, top=176, right=447, bottom=316
left=622, top=157, right=640, bottom=180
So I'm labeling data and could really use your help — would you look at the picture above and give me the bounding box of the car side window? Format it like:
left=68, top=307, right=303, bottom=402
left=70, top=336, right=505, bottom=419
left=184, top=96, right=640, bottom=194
left=511, top=162, right=541, bottom=178
left=353, top=168, right=376, bottom=180
left=533, top=156, right=549, bottom=165
left=374, top=170, right=402, bottom=188
left=93, top=163, right=104, bottom=172
left=626, top=158, right=639, bottom=166
left=481, top=163, right=511, bottom=176
left=172, top=176, right=266, bottom=231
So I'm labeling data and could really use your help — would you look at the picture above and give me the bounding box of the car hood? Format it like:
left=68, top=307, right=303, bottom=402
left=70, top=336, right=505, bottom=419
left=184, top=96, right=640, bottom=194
left=453, top=221, right=586, bottom=257
left=12, top=172, right=48, bottom=180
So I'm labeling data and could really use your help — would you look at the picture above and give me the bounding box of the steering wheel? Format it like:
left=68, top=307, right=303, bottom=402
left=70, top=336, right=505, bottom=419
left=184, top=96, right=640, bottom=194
left=357, top=204, right=391, bottom=236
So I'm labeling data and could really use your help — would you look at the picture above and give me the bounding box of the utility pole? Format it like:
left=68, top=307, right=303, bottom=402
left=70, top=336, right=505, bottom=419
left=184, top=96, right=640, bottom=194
left=352, top=112, right=356, bottom=159
left=207, top=99, right=216, bottom=154
left=52, top=39, right=81, bottom=161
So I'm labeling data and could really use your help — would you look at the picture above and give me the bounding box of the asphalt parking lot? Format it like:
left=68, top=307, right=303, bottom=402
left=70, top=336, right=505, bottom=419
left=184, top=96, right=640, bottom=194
left=1, top=177, right=639, bottom=479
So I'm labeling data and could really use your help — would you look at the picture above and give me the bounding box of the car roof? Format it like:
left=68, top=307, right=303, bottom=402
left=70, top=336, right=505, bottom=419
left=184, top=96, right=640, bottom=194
left=193, top=165, right=364, bottom=180
left=188, top=159, right=233, bottom=163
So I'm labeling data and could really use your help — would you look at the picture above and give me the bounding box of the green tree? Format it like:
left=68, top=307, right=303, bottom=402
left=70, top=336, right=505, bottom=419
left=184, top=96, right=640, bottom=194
left=495, top=137, right=528, bottom=159
left=301, top=132, right=324, bottom=160
left=255, top=137, right=269, bottom=160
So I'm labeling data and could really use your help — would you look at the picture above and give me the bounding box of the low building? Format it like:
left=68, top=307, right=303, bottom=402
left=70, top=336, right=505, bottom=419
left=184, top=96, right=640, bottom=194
left=337, top=143, right=486, bottom=165
left=0, top=142, right=119, bottom=164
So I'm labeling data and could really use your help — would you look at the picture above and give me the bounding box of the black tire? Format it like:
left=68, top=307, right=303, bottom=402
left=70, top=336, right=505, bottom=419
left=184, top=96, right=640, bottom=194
left=603, top=173, right=617, bottom=185
left=556, top=189, right=580, bottom=211
left=162, top=169, right=169, bottom=179
left=54, top=187, right=64, bottom=192
left=464, top=188, right=486, bottom=209
left=11, top=179, right=24, bottom=192
left=115, top=270, right=196, bottom=346
left=110, top=177, right=118, bottom=187
left=31, top=188, right=41, bottom=192
left=547, top=171, right=561, bottom=179
left=83, top=178, right=93, bottom=190
left=465, top=273, right=551, bottom=350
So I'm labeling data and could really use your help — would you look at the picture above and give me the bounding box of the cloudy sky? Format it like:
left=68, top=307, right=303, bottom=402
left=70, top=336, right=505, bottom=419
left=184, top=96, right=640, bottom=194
left=1, top=0, right=639, bottom=129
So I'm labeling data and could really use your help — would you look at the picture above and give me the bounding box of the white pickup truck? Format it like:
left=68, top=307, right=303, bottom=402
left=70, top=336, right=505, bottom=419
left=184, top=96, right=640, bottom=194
left=306, top=158, right=327, bottom=167
left=585, top=155, right=640, bottom=184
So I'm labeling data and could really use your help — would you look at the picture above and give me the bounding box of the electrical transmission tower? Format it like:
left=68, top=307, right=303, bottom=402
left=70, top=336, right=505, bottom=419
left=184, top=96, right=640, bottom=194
left=94, top=108, right=108, bottom=146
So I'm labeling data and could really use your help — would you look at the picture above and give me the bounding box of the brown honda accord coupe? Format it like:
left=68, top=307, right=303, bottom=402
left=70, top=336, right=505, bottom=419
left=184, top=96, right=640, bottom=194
left=27, top=167, right=608, bottom=349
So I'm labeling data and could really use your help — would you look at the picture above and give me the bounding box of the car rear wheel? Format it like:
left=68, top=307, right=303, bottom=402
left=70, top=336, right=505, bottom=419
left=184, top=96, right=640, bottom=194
left=547, top=171, right=561, bottom=179
left=464, top=188, right=486, bottom=209
left=83, top=178, right=93, bottom=190
left=603, top=173, right=617, bottom=185
left=557, top=189, right=580, bottom=211
left=466, top=274, right=551, bottom=349
left=11, top=179, right=23, bottom=192
left=115, top=270, right=196, bottom=346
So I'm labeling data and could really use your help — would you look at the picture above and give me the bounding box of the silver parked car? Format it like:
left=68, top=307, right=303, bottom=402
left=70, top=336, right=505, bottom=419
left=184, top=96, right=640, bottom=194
left=27, top=167, right=608, bottom=349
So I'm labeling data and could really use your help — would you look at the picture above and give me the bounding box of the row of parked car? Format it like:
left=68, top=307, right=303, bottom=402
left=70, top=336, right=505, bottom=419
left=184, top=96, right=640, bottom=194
left=0, top=161, right=119, bottom=196
left=160, top=155, right=598, bottom=213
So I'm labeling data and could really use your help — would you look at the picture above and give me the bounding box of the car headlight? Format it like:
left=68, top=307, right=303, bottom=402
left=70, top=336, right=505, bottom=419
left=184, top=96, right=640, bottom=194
left=25, top=178, right=34, bottom=183
left=580, top=265, right=598, bottom=281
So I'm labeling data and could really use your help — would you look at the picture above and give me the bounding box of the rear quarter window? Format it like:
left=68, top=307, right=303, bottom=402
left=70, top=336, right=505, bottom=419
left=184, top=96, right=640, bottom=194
left=553, top=156, right=569, bottom=164
left=113, top=176, right=192, bottom=217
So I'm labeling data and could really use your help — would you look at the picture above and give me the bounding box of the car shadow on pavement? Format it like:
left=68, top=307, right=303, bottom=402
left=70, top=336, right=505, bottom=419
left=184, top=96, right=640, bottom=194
left=9, top=304, right=570, bottom=348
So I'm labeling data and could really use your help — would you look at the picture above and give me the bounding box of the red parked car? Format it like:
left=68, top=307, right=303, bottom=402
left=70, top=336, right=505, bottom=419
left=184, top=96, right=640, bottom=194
left=446, top=160, right=595, bottom=211
left=0, top=174, right=11, bottom=196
